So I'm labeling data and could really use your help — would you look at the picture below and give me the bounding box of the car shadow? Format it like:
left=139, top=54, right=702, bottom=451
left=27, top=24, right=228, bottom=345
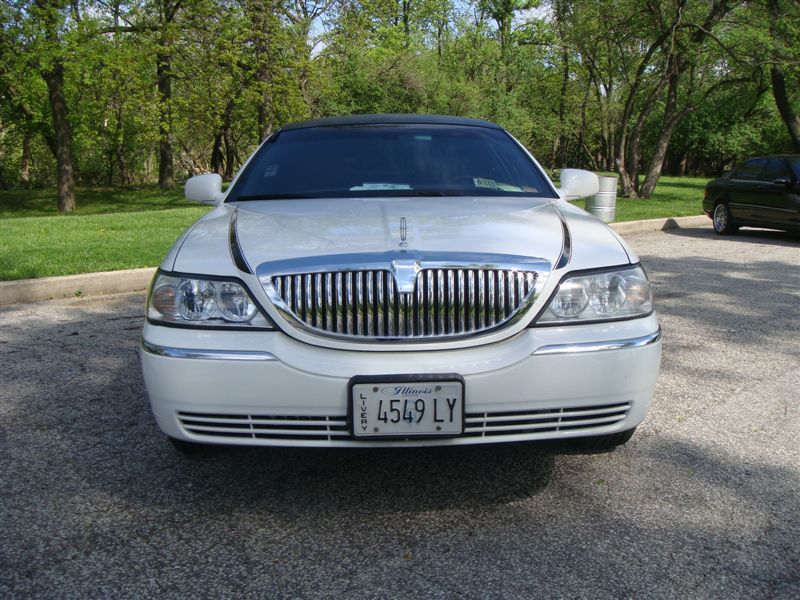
left=635, top=229, right=800, bottom=356
left=665, top=225, right=799, bottom=246
left=140, top=442, right=559, bottom=514
left=0, top=293, right=559, bottom=518
left=3, top=262, right=795, bottom=522
left=2, top=282, right=799, bottom=597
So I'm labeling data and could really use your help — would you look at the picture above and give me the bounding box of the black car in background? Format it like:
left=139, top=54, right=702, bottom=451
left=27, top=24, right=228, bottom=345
left=703, top=155, right=800, bottom=234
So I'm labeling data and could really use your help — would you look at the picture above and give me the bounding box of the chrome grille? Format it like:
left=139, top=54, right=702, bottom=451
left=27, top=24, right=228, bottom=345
left=269, top=267, right=538, bottom=338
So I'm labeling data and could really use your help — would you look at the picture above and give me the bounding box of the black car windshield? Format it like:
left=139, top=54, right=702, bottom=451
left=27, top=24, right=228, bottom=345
left=790, top=157, right=800, bottom=180
left=228, top=124, right=556, bottom=201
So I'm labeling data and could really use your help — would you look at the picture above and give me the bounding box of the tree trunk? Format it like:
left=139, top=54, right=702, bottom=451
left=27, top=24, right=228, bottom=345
left=436, top=20, right=443, bottom=62
left=223, top=132, right=236, bottom=181
left=601, top=13, right=681, bottom=197
left=615, top=125, right=638, bottom=198
left=113, top=104, right=131, bottom=185
left=157, top=43, right=175, bottom=189
left=640, top=74, right=681, bottom=198
left=221, top=100, right=235, bottom=180
left=576, top=86, right=591, bottom=169
left=247, top=0, right=276, bottom=142
left=42, top=62, right=76, bottom=213
left=20, top=130, right=32, bottom=187
left=770, top=66, right=800, bottom=151
left=107, top=150, right=114, bottom=186
left=211, top=132, right=224, bottom=175
left=625, top=76, right=669, bottom=196
left=552, top=44, right=569, bottom=168
left=117, top=147, right=131, bottom=185
left=768, top=0, right=800, bottom=151
left=224, top=133, right=236, bottom=181
left=678, top=154, right=688, bottom=177
left=257, top=88, right=273, bottom=142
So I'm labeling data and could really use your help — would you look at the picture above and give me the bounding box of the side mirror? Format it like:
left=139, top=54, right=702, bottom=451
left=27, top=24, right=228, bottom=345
left=185, top=173, right=223, bottom=204
left=558, top=169, right=600, bottom=200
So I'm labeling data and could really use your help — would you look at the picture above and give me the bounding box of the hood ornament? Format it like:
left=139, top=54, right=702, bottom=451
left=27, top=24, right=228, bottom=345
left=399, top=216, right=408, bottom=247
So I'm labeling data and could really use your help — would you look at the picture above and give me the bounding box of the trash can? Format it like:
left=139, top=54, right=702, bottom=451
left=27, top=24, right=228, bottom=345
left=586, top=176, right=617, bottom=223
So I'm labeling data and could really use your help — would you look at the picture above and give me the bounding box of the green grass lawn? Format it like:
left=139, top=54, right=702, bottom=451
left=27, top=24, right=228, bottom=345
left=0, top=186, right=188, bottom=218
left=0, top=177, right=706, bottom=281
left=0, top=186, right=211, bottom=280
left=572, top=175, right=706, bottom=220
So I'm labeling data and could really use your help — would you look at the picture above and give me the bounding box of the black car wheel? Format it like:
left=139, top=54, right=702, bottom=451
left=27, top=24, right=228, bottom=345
left=712, top=202, right=738, bottom=235
left=168, top=436, right=212, bottom=455
left=572, top=428, right=636, bottom=451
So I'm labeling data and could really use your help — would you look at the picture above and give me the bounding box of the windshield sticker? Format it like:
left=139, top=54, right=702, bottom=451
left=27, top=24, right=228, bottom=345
left=496, top=183, right=523, bottom=192
left=350, top=183, right=412, bottom=191
left=473, top=177, right=498, bottom=190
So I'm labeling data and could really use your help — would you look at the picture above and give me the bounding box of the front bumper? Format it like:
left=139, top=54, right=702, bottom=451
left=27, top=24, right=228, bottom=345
left=140, top=315, right=662, bottom=447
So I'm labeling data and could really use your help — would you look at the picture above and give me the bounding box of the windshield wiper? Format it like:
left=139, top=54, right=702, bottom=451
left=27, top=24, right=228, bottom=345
left=232, top=190, right=466, bottom=200
left=232, top=193, right=316, bottom=201
left=392, top=189, right=468, bottom=197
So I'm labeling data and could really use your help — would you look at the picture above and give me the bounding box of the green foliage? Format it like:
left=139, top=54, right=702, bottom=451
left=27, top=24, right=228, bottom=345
left=1, top=0, right=798, bottom=195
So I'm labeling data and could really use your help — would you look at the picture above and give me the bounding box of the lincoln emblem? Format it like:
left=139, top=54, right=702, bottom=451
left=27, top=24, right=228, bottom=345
left=399, top=216, right=408, bottom=246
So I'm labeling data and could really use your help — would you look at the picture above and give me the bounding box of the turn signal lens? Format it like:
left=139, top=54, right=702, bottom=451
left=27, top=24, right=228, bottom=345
left=151, top=284, right=178, bottom=317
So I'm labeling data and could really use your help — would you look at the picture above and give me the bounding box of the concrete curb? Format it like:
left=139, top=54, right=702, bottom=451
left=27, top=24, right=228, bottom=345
left=609, top=214, right=710, bottom=235
left=0, top=267, right=156, bottom=307
left=0, top=215, right=710, bottom=307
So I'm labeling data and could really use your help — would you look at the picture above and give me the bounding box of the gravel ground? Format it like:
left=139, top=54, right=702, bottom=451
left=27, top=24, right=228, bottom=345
left=1, top=225, right=798, bottom=599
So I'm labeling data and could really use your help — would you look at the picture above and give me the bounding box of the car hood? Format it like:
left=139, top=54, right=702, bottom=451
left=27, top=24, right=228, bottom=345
left=169, top=197, right=632, bottom=275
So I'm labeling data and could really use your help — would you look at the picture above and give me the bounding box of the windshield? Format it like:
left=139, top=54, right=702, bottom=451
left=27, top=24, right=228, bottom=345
left=228, top=124, right=556, bottom=201
left=790, top=157, right=800, bottom=180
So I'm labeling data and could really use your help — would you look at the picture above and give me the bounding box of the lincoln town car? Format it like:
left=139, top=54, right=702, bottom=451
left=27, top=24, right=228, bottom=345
left=139, top=115, right=662, bottom=452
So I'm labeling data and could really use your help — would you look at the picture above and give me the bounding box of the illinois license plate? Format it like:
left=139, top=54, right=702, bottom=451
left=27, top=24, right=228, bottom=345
left=349, top=375, right=465, bottom=438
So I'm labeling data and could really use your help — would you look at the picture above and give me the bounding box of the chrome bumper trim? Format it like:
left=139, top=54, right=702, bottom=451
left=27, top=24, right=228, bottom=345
left=140, top=340, right=278, bottom=362
left=531, top=327, right=662, bottom=356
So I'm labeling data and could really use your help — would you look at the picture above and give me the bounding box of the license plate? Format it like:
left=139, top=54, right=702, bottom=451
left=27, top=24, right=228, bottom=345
left=349, top=375, right=465, bottom=438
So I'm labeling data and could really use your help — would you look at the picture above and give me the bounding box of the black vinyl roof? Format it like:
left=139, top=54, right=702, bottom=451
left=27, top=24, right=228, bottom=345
left=280, top=114, right=503, bottom=131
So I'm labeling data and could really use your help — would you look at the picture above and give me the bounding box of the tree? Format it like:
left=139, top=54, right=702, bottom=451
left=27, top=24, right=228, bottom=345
left=767, top=0, right=800, bottom=151
left=2, top=0, right=77, bottom=211
left=0, top=0, right=795, bottom=195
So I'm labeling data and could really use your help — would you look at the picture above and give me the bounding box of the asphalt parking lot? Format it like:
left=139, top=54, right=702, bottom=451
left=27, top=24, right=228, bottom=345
left=1, top=225, right=798, bottom=599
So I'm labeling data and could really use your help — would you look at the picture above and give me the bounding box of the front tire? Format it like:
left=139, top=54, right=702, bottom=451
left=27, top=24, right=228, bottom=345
left=712, top=202, right=738, bottom=235
left=572, top=428, right=636, bottom=452
left=168, top=436, right=212, bottom=455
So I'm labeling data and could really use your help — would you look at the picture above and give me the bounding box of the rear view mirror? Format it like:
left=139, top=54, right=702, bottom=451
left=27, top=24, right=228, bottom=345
left=559, top=169, right=600, bottom=200
left=185, top=173, right=223, bottom=204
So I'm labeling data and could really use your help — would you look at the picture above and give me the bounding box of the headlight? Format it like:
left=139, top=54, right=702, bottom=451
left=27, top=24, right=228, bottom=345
left=535, top=265, right=652, bottom=324
left=147, top=272, right=274, bottom=328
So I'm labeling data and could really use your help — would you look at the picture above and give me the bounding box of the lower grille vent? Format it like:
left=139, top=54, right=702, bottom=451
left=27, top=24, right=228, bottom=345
left=178, top=403, right=629, bottom=443
left=463, top=402, right=630, bottom=437
left=178, top=412, right=349, bottom=441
